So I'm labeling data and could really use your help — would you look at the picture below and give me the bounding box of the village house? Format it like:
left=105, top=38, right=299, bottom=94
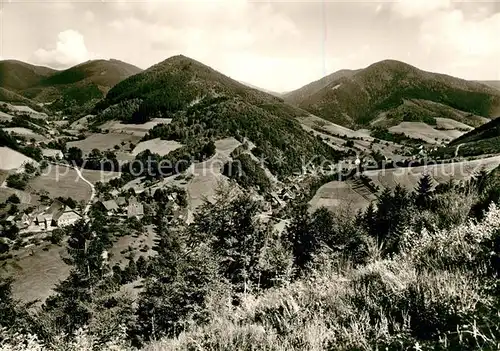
left=127, top=197, right=144, bottom=219
left=53, top=207, right=82, bottom=227
left=99, top=200, right=120, bottom=215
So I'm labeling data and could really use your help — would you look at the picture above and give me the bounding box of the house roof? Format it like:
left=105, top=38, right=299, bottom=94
left=102, top=200, right=119, bottom=211
left=57, top=211, right=82, bottom=221
left=127, top=202, right=144, bottom=217
left=46, top=200, right=65, bottom=216
left=115, top=197, right=127, bottom=206
left=6, top=215, right=15, bottom=222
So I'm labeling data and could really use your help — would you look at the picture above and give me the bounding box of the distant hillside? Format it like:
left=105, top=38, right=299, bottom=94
left=238, top=81, right=282, bottom=97
left=450, top=117, right=500, bottom=146
left=284, top=69, right=358, bottom=105
left=0, top=60, right=56, bottom=92
left=285, top=60, right=500, bottom=129
left=94, top=54, right=341, bottom=178
left=479, top=81, right=500, bottom=91
left=0, top=59, right=142, bottom=113
left=432, top=116, right=500, bottom=158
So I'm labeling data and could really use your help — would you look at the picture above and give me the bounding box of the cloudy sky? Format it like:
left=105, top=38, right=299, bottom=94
left=1, top=0, right=499, bottom=92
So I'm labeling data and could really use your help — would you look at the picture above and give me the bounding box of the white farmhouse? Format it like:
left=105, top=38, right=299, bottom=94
left=53, top=207, right=82, bottom=227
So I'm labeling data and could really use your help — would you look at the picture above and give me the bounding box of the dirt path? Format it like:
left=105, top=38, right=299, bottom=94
left=74, top=167, right=96, bottom=217
left=454, top=143, right=463, bottom=158
left=50, top=162, right=95, bottom=217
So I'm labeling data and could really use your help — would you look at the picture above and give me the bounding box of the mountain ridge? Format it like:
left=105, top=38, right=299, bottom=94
left=284, top=59, right=500, bottom=129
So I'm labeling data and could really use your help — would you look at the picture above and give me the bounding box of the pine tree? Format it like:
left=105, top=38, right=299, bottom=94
left=363, top=202, right=377, bottom=237
left=286, top=201, right=316, bottom=271
left=415, top=173, right=434, bottom=209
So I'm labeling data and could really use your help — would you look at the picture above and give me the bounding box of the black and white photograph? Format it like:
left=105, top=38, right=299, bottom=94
left=0, top=0, right=500, bottom=349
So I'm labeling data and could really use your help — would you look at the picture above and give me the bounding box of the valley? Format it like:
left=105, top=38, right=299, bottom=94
left=1, top=54, right=500, bottom=350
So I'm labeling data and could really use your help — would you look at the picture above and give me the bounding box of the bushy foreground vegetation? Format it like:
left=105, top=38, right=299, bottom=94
left=1, top=171, right=500, bottom=350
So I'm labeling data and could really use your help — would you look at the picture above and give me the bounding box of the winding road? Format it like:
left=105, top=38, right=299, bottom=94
left=50, top=162, right=96, bottom=218
left=454, top=143, right=463, bottom=158
left=73, top=167, right=96, bottom=217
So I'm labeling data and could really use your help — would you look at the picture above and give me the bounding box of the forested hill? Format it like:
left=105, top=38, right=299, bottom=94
left=284, top=59, right=500, bottom=129
left=92, top=54, right=343, bottom=178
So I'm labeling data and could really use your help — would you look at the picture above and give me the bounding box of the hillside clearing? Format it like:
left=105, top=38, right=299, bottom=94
left=0, top=147, right=37, bottom=170
left=29, top=165, right=93, bottom=202
left=67, top=133, right=142, bottom=155
left=298, top=114, right=372, bottom=140
left=100, top=118, right=172, bottom=137
left=0, top=243, right=70, bottom=304
left=0, top=111, right=13, bottom=121
left=389, top=122, right=463, bottom=144
left=309, top=180, right=371, bottom=213
left=132, top=138, right=184, bottom=156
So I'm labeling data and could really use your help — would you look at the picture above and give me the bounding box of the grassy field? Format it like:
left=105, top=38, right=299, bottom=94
left=67, top=133, right=142, bottom=155
left=298, top=114, right=372, bottom=140
left=0, top=243, right=70, bottom=304
left=309, top=180, right=371, bottom=213
left=131, top=138, right=184, bottom=156
left=389, top=122, right=464, bottom=144
left=0, top=111, right=13, bottom=122
left=109, top=225, right=156, bottom=269
left=29, top=165, right=92, bottom=202
left=435, top=117, right=473, bottom=131
left=0, top=146, right=38, bottom=170
left=2, top=127, right=47, bottom=142
left=184, top=138, right=241, bottom=210
left=81, top=168, right=121, bottom=184
left=100, top=118, right=172, bottom=137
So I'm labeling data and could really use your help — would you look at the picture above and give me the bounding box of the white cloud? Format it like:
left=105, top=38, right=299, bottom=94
left=416, top=6, right=500, bottom=80
left=391, top=0, right=451, bottom=18
left=33, top=29, right=94, bottom=68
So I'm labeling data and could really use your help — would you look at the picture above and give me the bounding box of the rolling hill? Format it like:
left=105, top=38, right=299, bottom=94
left=93, top=54, right=342, bottom=178
left=0, top=60, right=56, bottom=91
left=284, top=60, right=500, bottom=130
left=0, top=59, right=142, bottom=112
left=284, top=69, right=359, bottom=106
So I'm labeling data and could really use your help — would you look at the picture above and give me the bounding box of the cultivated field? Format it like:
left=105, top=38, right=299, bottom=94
left=132, top=138, right=184, bottom=156
left=29, top=165, right=93, bottom=202
left=0, top=147, right=38, bottom=170
left=100, top=118, right=172, bottom=137
left=67, top=133, right=142, bottom=155
left=309, top=180, right=371, bottom=213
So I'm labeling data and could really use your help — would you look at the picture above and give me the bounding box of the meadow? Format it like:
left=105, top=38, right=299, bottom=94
left=67, top=133, right=142, bottom=155
left=28, top=165, right=92, bottom=202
